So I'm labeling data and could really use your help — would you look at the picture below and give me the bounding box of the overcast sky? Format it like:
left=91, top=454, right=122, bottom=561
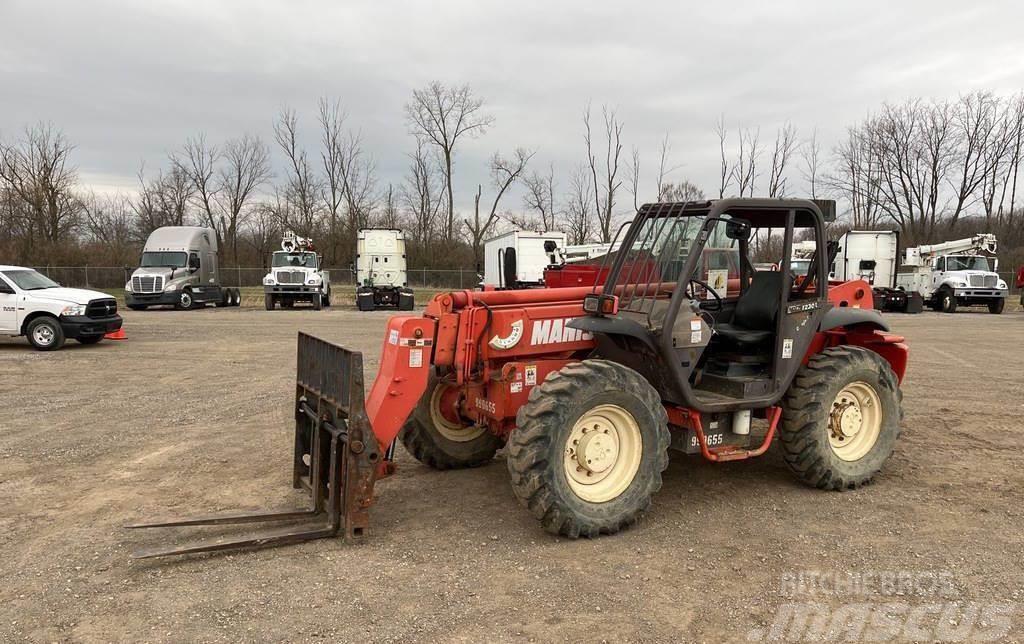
left=3, top=0, right=1024, bottom=218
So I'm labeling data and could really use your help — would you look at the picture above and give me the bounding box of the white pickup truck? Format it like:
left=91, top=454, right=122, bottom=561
left=0, top=265, right=123, bottom=350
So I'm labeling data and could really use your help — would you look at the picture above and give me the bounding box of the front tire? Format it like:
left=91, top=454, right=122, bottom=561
left=779, top=346, right=902, bottom=490
left=26, top=316, right=65, bottom=351
left=400, top=375, right=503, bottom=469
left=264, top=294, right=274, bottom=310
left=175, top=290, right=194, bottom=310
left=312, top=293, right=323, bottom=311
left=507, top=360, right=670, bottom=538
left=938, top=288, right=957, bottom=313
left=988, top=298, right=1005, bottom=314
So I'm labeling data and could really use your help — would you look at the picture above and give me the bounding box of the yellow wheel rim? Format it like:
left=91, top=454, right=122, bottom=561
left=563, top=404, right=642, bottom=503
left=429, top=384, right=485, bottom=442
left=828, top=381, right=882, bottom=461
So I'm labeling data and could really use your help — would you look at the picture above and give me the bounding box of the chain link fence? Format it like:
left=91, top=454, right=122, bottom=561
left=26, top=266, right=484, bottom=291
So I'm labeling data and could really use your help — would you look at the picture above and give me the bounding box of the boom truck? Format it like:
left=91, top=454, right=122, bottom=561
left=894, top=234, right=1007, bottom=314
left=127, top=198, right=909, bottom=558
left=262, top=232, right=331, bottom=310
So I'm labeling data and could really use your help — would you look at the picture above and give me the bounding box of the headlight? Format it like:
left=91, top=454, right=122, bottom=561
left=954, top=281, right=968, bottom=287
left=307, top=277, right=321, bottom=285
left=165, top=282, right=179, bottom=291
left=998, top=280, right=1008, bottom=289
left=263, top=276, right=275, bottom=285
left=124, top=282, right=131, bottom=292
left=61, top=304, right=87, bottom=316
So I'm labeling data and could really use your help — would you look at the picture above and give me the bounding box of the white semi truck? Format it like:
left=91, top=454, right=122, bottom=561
left=894, top=234, right=1007, bottom=314
left=262, top=232, right=331, bottom=310
left=355, top=229, right=413, bottom=311
left=125, top=227, right=241, bottom=310
left=829, top=231, right=925, bottom=313
left=483, top=230, right=567, bottom=289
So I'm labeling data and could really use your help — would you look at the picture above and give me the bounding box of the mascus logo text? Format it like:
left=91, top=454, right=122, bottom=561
left=530, top=318, right=593, bottom=346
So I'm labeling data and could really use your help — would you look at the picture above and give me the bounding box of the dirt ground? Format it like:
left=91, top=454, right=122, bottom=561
left=1, top=302, right=1023, bottom=643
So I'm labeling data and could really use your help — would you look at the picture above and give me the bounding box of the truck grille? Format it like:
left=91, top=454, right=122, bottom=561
left=968, top=274, right=996, bottom=287
left=132, top=275, right=164, bottom=293
left=276, top=270, right=306, bottom=284
left=86, top=298, right=118, bottom=318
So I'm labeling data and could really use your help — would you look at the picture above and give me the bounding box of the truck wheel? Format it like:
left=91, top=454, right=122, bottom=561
left=400, top=375, right=503, bottom=469
left=313, top=293, right=323, bottom=311
left=507, top=360, right=670, bottom=538
left=264, top=294, right=274, bottom=310
left=216, top=291, right=230, bottom=307
left=323, top=288, right=331, bottom=308
left=938, top=288, right=957, bottom=313
left=779, top=346, right=902, bottom=491
left=176, top=290, right=194, bottom=310
left=26, top=316, right=65, bottom=351
left=988, top=298, right=1005, bottom=314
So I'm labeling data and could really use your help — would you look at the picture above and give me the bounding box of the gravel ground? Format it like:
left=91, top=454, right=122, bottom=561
left=1, top=303, right=1022, bottom=642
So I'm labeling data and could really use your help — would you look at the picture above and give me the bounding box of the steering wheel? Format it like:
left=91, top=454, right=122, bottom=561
left=687, top=278, right=723, bottom=312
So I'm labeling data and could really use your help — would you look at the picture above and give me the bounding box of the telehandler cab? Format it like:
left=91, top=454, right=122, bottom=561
left=128, top=198, right=908, bottom=557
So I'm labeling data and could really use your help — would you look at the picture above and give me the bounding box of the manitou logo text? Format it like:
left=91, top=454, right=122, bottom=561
left=530, top=318, right=593, bottom=346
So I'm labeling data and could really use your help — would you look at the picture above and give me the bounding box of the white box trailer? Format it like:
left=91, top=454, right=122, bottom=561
left=483, top=230, right=567, bottom=289
left=355, top=228, right=413, bottom=311
left=831, top=231, right=899, bottom=287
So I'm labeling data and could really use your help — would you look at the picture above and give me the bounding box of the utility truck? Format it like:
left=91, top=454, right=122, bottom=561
left=125, top=227, right=241, bottom=310
left=894, top=234, right=1007, bottom=314
left=0, top=265, right=122, bottom=350
left=262, top=232, right=331, bottom=310
left=128, top=198, right=911, bottom=558
left=355, top=229, right=413, bottom=311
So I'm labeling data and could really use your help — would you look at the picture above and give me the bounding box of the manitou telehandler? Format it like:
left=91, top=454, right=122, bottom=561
left=128, top=198, right=908, bottom=557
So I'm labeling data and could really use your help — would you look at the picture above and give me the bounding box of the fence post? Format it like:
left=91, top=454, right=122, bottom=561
left=237, top=265, right=242, bottom=288
left=85, top=265, right=89, bottom=288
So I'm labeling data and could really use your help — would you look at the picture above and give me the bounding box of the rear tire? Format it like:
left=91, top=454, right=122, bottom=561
left=400, top=375, right=503, bottom=469
left=988, top=298, right=1004, bottom=314
left=507, top=360, right=670, bottom=538
left=26, top=316, right=65, bottom=351
left=779, top=346, right=902, bottom=490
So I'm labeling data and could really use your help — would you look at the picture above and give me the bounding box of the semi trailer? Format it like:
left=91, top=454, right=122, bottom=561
left=125, top=227, right=241, bottom=310
left=483, top=230, right=568, bottom=289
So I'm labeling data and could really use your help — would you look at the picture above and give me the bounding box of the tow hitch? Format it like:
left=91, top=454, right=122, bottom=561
left=126, top=333, right=382, bottom=558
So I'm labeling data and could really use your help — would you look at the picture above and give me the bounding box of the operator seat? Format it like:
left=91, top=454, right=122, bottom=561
left=714, top=271, right=789, bottom=346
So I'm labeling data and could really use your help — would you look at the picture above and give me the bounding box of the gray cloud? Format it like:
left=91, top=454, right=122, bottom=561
left=2, top=0, right=1022, bottom=216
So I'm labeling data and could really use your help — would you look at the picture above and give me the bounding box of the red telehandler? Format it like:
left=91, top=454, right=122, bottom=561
left=129, top=199, right=908, bottom=557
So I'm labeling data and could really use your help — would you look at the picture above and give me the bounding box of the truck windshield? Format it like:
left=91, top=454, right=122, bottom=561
left=791, top=259, right=812, bottom=276
left=2, top=270, right=60, bottom=290
left=273, top=252, right=317, bottom=268
left=946, top=256, right=992, bottom=271
left=141, top=251, right=188, bottom=268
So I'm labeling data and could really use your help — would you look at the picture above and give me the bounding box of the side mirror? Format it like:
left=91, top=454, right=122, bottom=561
left=725, top=220, right=751, bottom=241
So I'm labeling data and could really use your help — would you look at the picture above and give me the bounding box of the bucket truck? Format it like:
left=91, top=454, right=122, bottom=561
left=894, top=234, right=1007, bottom=314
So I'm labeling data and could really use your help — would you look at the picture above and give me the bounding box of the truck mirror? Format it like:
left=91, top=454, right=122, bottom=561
left=725, top=220, right=751, bottom=241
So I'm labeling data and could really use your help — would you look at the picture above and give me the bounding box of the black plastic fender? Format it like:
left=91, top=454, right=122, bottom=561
left=568, top=315, right=658, bottom=350
left=819, top=307, right=890, bottom=332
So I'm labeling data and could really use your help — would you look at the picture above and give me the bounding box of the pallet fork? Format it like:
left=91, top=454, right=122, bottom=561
left=126, top=333, right=383, bottom=558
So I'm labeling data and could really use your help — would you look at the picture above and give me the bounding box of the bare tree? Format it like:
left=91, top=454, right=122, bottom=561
left=318, top=97, right=348, bottom=259
left=175, top=134, right=221, bottom=247
left=829, top=124, right=885, bottom=228
left=655, top=133, right=682, bottom=200
left=217, top=134, right=271, bottom=265
left=731, top=126, right=762, bottom=197
left=464, top=148, right=534, bottom=263
left=405, top=82, right=493, bottom=241
left=800, top=128, right=822, bottom=199
left=660, top=180, right=705, bottom=202
left=401, top=140, right=444, bottom=252
left=626, top=145, right=642, bottom=211
left=273, top=107, right=321, bottom=235
left=766, top=123, right=798, bottom=198
left=584, top=104, right=624, bottom=242
left=564, top=164, right=594, bottom=244
left=379, top=184, right=399, bottom=229
left=714, top=115, right=731, bottom=198
left=81, top=191, right=136, bottom=263
left=132, top=163, right=194, bottom=238
left=0, top=123, right=83, bottom=260
left=521, top=163, right=557, bottom=231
